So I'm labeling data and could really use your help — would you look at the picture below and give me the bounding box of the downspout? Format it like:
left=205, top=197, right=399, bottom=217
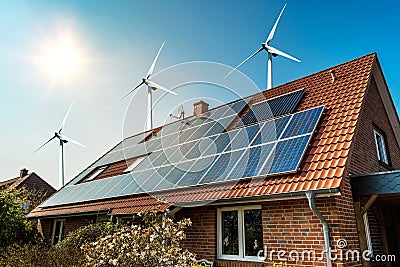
left=306, top=191, right=332, bottom=267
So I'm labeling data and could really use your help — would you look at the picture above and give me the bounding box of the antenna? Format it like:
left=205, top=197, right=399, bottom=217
left=170, top=104, right=185, bottom=119
left=225, top=4, right=301, bottom=90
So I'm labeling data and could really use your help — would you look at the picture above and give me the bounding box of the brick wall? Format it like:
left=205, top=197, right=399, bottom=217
left=177, top=191, right=361, bottom=267
left=348, top=77, right=400, bottom=175
left=176, top=206, right=217, bottom=261
left=37, top=215, right=95, bottom=244
left=63, top=215, right=96, bottom=235
left=37, top=218, right=54, bottom=243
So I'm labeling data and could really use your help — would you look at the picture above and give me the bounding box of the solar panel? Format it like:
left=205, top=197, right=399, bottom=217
left=280, top=106, right=323, bottom=139
left=250, top=116, right=291, bottom=146
left=240, top=89, right=305, bottom=126
left=42, top=103, right=323, bottom=207
left=111, top=133, right=147, bottom=152
left=177, top=156, right=218, bottom=187
left=226, top=143, right=275, bottom=181
left=199, top=150, right=244, bottom=184
left=230, top=123, right=262, bottom=150
left=260, top=134, right=311, bottom=175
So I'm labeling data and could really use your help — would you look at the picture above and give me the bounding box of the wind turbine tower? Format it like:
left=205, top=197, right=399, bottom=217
left=226, top=4, right=301, bottom=90
left=116, top=42, right=178, bottom=131
left=32, top=103, right=86, bottom=188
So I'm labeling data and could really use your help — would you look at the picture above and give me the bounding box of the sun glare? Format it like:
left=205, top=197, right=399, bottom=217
left=36, top=31, right=86, bottom=84
left=45, top=41, right=81, bottom=77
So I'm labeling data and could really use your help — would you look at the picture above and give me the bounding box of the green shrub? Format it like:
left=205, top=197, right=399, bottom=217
left=58, top=221, right=118, bottom=251
left=0, top=243, right=85, bottom=267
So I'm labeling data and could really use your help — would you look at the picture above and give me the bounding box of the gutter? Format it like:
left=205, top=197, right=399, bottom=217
left=306, top=191, right=332, bottom=267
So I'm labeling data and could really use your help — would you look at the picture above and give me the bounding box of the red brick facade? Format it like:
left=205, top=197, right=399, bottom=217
left=348, top=77, right=400, bottom=175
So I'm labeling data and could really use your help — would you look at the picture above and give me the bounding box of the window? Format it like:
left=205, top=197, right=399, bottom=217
left=51, top=219, right=65, bottom=246
left=217, top=206, right=263, bottom=261
left=374, top=129, right=389, bottom=165
left=85, top=166, right=108, bottom=182
left=125, top=156, right=146, bottom=172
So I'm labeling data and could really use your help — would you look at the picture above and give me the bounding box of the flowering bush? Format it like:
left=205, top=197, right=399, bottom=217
left=81, top=208, right=196, bottom=267
left=58, top=221, right=118, bottom=251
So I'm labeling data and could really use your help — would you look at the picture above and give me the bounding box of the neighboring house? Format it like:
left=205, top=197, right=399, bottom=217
left=28, top=53, right=400, bottom=267
left=0, top=168, right=56, bottom=197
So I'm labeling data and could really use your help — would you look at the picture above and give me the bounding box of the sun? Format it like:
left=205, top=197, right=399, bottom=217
left=45, top=40, right=81, bottom=77
left=37, top=32, right=86, bottom=83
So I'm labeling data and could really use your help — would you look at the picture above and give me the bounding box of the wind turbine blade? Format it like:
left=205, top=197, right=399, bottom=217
left=146, top=42, right=165, bottom=79
left=58, top=101, right=74, bottom=133
left=146, top=80, right=178, bottom=95
left=110, top=81, right=145, bottom=109
left=58, top=134, right=86, bottom=148
left=266, top=3, right=287, bottom=44
left=225, top=47, right=263, bottom=78
left=267, top=45, right=301, bottom=62
left=31, top=136, right=56, bottom=155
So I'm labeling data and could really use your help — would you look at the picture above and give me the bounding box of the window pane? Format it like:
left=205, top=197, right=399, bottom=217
left=53, top=221, right=62, bottom=245
left=222, top=210, right=239, bottom=255
left=244, top=209, right=263, bottom=256
left=60, top=221, right=65, bottom=241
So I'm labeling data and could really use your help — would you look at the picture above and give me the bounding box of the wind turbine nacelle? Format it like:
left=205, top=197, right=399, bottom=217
left=272, top=53, right=278, bottom=57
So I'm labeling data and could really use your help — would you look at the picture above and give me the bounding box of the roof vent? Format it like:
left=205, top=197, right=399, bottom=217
left=20, top=168, right=28, bottom=178
left=330, top=70, right=337, bottom=83
left=193, top=101, right=209, bottom=116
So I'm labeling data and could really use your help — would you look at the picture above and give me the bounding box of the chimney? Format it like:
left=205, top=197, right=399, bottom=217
left=193, top=101, right=209, bottom=116
left=20, top=168, right=28, bottom=178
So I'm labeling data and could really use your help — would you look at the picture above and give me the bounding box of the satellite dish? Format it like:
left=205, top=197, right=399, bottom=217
left=170, top=104, right=185, bottom=119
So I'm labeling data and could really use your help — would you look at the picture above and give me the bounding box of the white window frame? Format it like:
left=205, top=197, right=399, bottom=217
left=51, top=219, right=65, bottom=246
left=363, top=211, right=373, bottom=255
left=374, top=129, right=389, bottom=164
left=85, top=166, right=108, bottom=182
left=217, top=205, right=263, bottom=262
left=125, top=156, right=146, bottom=172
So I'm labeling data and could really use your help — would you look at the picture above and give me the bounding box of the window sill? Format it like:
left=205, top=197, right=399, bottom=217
left=218, top=256, right=264, bottom=263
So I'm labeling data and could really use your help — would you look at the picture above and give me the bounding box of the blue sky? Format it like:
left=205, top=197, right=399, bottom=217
left=0, top=0, right=399, bottom=188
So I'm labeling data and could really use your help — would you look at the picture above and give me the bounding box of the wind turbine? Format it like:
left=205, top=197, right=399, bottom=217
left=116, top=42, right=178, bottom=131
left=226, top=4, right=301, bottom=90
left=32, top=102, right=85, bottom=188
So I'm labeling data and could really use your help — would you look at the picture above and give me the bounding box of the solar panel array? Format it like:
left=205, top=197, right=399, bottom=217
left=240, top=89, right=305, bottom=126
left=42, top=97, right=324, bottom=208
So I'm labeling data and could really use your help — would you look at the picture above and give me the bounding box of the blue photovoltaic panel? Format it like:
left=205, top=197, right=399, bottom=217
left=178, top=125, right=200, bottom=143
left=261, top=134, right=311, bottom=175
left=141, top=166, right=173, bottom=192
left=240, top=89, right=305, bottom=125
left=267, top=89, right=304, bottom=117
left=111, top=133, right=146, bottom=152
left=202, top=131, right=235, bottom=155
left=251, top=116, right=291, bottom=146
left=226, top=143, right=275, bottom=181
left=280, top=106, right=324, bottom=139
left=177, top=156, right=218, bottom=187
left=199, top=150, right=244, bottom=184
left=230, top=123, right=262, bottom=150
left=227, top=99, right=247, bottom=115
left=41, top=104, right=323, bottom=207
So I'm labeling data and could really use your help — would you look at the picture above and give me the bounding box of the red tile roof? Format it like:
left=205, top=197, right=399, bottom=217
left=28, top=53, right=377, bottom=218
